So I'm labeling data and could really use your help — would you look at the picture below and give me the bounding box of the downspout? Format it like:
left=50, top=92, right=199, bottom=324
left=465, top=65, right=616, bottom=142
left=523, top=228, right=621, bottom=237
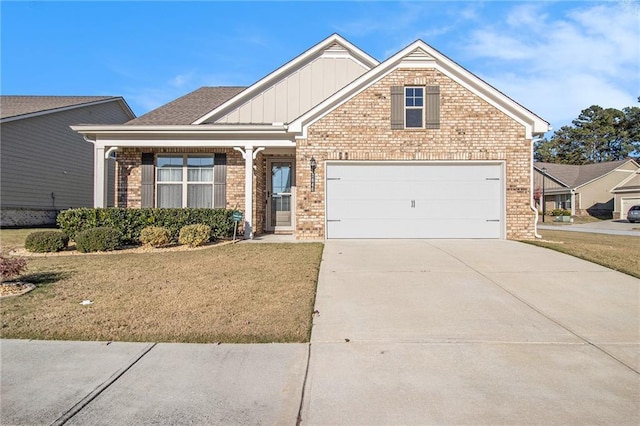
left=531, top=136, right=543, bottom=239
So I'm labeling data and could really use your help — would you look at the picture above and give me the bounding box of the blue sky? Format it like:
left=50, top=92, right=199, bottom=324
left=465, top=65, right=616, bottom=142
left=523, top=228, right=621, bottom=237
left=2, top=1, right=638, bottom=134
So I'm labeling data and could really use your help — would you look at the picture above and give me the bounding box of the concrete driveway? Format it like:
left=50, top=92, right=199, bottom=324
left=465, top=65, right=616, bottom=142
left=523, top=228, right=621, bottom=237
left=301, top=240, right=639, bottom=425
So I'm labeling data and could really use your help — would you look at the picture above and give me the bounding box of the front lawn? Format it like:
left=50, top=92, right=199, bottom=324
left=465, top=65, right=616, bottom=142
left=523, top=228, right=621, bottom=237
left=526, top=230, right=639, bottom=279
left=1, top=240, right=324, bottom=343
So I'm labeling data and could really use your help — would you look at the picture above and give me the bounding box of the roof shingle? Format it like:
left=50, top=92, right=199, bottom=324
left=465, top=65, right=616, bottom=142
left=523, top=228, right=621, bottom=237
left=535, top=159, right=634, bottom=188
left=127, top=87, right=246, bottom=125
left=1, top=96, right=118, bottom=120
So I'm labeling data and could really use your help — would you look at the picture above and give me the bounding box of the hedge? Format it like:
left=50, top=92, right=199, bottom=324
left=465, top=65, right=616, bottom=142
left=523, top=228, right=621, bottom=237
left=57, top=208, right=237, bottom=245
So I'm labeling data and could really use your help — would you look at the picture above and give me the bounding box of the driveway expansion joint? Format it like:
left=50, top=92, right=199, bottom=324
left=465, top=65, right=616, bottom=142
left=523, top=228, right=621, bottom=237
left=50, top=342, right=157, bottom=426
left=431, top=243, right=640, bottom=375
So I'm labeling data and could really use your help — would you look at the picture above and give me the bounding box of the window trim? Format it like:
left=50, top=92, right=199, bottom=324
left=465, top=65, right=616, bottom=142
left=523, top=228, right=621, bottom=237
left=404, top=86, right=424, bottom=129
left=155, top=154, right=215, bottom=208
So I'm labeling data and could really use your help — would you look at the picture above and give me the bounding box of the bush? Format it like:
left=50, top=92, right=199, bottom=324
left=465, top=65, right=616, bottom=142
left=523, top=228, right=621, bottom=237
left=57, top=208, right=235, bottom=245
left=178, top=224, right=211, bottom=247
left=74, top=227, right=122, bottom=253
left=24, top=231, right=69, bottom=253
left=548, top=208, right=571, bottom=217
left=140, top=226, right=172, bottom=247
left=0, top=255, right=27, bottom=282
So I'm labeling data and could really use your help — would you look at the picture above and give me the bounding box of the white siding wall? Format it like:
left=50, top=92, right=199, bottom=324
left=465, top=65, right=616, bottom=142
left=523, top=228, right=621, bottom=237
left=215, top=56, right=368, bottom=124
left=1, top=102, right=131, bottom=218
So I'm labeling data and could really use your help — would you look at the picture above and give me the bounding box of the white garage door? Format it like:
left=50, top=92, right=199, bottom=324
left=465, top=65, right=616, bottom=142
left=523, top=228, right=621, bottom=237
left=326, top=162, right=503, bottom=239
left=621, top=197, right=640, bottom=220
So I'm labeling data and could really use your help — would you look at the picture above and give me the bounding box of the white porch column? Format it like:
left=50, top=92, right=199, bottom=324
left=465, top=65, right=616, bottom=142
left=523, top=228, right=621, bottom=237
left=244, top=146, right=254, bottom=239
left=233, top=145, right=266, bottom=239
left=94, top=146, right=106, bottom=208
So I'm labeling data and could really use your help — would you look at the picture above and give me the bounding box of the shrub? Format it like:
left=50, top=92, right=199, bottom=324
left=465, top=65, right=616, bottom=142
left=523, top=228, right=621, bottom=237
left=140, top=226, right=172, bottom=247
left=0, top=255, right=27, bottom=282
left=74, top=227, right=122, bottom=253
left=178, top=224, right=211, bottom=247
left=549, top=208, right=571, bottom=217
left=57, top=208, right=235, bottom=244
left=24, top=231, right=69, bottom=253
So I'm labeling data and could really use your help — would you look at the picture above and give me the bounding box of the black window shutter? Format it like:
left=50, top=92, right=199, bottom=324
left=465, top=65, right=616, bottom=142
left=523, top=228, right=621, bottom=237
left=425, top=85, right=440, bottom=129
left=213, top=153, right=227, bottom=208
left=141, top=153, right=154, bottom=208
left=390, top=86, right=404, bottom=129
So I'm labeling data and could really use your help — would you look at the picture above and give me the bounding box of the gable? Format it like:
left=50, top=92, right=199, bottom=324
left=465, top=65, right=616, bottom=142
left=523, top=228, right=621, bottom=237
left=289, top=40, right=550, bottom=139
left=195, top=34, right=379, bottom=125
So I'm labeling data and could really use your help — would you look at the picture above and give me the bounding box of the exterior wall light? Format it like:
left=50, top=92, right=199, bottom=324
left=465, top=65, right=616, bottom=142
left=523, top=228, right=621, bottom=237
left=310, top=157, right=317, bottom=192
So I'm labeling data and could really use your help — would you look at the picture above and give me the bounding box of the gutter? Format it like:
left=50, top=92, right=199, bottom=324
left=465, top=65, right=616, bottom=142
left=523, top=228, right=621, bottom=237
left=531, top=136, right=544, bottom=239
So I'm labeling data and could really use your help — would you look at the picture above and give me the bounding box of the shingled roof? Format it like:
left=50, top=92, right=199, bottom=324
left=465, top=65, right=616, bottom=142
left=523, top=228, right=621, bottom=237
left=127, top=87, right=246, bottom=125
left=1, top=95, right=119, bottom=120
left=535, top=159, right=635, bottom=188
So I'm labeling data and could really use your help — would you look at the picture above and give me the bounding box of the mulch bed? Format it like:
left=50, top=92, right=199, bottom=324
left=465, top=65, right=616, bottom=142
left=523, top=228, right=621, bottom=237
left=0, top=282, right=36, bottom=298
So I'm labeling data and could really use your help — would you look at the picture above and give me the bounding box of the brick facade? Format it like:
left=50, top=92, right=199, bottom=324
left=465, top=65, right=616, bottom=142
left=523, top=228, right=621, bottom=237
left=114, top=148, right=245, bottom=214
left=295, top=68, right=535, bottom=240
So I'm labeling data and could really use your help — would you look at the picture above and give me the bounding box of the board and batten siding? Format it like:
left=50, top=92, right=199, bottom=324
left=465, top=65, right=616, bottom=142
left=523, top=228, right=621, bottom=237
left=1, top=101, right=131, bottom=225
left=213, top=55, right=368, bottom=124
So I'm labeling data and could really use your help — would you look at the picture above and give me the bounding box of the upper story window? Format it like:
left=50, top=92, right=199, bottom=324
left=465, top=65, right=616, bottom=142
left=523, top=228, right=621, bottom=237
left=391, top=85, right=439, bottom=130
left=405, top=87, right=424, bottom=128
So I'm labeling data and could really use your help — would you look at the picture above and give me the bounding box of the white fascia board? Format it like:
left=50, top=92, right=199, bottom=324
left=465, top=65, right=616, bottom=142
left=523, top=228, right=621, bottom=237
left=192, top=34, right=379, bottom=125
left=1, top=98, right=130, bottom=123
left=291, top=40, right=550, bottom=139
left=92, top=138, right=296, bottom=149
left=71, top=124, right=287, bottom=133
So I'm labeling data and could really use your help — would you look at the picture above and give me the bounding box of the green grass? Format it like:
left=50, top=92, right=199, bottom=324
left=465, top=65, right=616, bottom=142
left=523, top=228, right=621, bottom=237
left=526, top=230, right=639, bottom=279
left=1, top=235, right=324, bottom=343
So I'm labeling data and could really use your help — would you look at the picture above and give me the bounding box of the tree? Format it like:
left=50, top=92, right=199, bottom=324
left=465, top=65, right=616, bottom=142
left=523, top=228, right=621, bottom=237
left=535, top=100, right=640, bottom=164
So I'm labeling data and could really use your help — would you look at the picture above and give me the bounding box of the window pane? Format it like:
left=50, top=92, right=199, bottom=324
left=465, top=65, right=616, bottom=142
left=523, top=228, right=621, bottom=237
left=157, top=157, right=183, bottom=182
left=158, top=168, right=183, bottom=182
left=406, top=109, right=423, bottom=128
left=272, top=165, right=291, bottom=193
left=187, top=157, right=214, bottom=167
left=187, top=156, right=214, bottom=182
left=187, top=184, right=213, bottom=208
left=157, top=157, right=182, bottom=167
left=187, top=168, right=213, bottom=182
left=157, top=184, right=182, bottom=208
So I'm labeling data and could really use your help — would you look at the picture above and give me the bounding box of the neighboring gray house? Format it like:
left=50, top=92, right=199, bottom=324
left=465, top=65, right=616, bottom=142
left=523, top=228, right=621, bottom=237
left=533, top=159, right=640, bottom=218
left=1, top=96, right=135, bottom=226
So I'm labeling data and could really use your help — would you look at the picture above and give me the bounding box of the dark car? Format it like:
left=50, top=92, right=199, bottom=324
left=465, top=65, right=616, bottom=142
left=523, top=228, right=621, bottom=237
left=627, top=205, right=640, bottom=223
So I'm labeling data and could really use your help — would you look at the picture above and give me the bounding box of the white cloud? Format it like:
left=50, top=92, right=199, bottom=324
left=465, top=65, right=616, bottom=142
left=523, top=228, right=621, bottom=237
left=461, top=1, right=640, bottom=130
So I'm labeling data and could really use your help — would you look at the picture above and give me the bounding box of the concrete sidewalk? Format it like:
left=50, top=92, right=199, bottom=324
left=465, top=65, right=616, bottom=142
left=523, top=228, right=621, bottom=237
left=1, top=340, right=307, bottom=425
left=302, top=240, right=639, bottom=425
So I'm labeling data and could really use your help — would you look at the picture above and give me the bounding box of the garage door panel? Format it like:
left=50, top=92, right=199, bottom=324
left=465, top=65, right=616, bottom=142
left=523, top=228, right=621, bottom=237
left=326, top=163, right=503, bottom=239
left=328, top=218, right=501, bottom=239
left=621, top=198, right=640, bottom=219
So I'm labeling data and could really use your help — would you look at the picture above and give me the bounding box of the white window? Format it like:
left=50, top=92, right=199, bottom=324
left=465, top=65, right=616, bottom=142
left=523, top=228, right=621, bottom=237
left=405, top=87, right=424, bottom=128
left=156, top=155, right=214, bottom=208
left=555, top=194, right=571, bottom=210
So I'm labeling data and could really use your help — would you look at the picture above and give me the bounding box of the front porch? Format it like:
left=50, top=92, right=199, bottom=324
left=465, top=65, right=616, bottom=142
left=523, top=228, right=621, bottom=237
left=92, top=143, right=298, bottom=240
